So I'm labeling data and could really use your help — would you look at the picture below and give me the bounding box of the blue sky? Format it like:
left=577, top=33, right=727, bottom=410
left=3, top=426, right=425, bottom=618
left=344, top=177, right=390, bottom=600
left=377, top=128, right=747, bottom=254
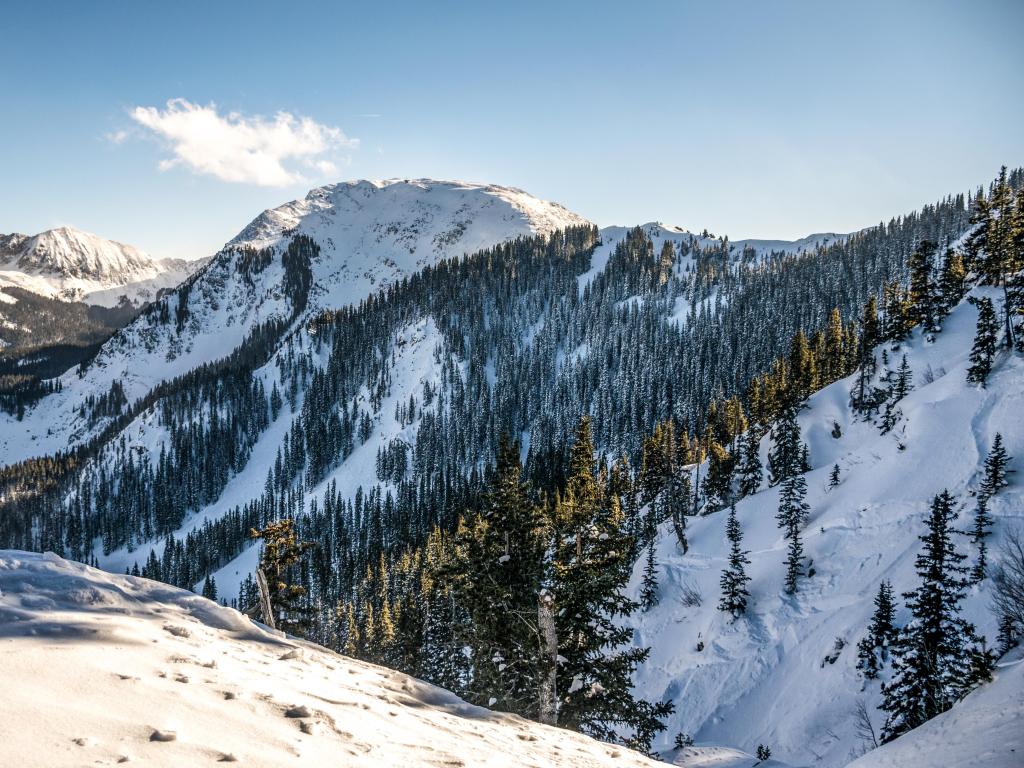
left=2, top=0, right=1022, bottom=260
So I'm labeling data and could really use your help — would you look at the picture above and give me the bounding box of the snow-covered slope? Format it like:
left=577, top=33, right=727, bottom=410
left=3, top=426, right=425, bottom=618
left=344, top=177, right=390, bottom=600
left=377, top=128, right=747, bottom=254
left=0, top=179, right=589, bottom=465
left=0, top=549, right=659, bottom=768
left=843, top=650, right=1023, bottom=768
left=231, top=178, right=591, bottom=309
left=624, top=285, right=1023, bottom=766
left=0, top=226, right=198, bottom=307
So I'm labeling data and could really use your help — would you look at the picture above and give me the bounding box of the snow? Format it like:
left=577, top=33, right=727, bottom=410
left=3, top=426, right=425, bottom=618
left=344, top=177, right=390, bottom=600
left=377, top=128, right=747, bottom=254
left=0, top=179, right=589, bottom=466
left=843, top=650, right=1024, bottom=768
left=673, top=745, right=792, bottom=767
left=0, top=549, right=660, bottom=768
left=625, top=285, right=1024, bottom=766
left=0, top=225, right=198, bottom=307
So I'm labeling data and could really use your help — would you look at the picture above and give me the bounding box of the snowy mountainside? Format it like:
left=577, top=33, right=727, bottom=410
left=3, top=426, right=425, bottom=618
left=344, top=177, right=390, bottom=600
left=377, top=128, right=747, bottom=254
left=0, top=179, right=589, bottom=465
left=0, top=550, right=660, bottom=768
left=0, top=225, right=198, bottom=307
left=624, top=285, right=1023, bottom=766
left=843, top=650, right=1023, bottom=768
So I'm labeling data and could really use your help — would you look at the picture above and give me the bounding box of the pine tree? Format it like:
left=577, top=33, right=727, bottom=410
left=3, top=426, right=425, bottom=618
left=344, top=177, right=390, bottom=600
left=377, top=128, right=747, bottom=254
left=718, top=504, right=752, bottom=618
left=828, top=463, right=841, bottom=488
left=640, top=541, right=659, bottom=611
left=704, top=439, right=735, bottom=511
left=666, top=463, right=692, bottom=555
left=453, top=434, right=545, bottom=716
left=737, top=429, right=763, bottom=498
left=908, top=240, right=938, bottom=331
left=250, top=518, right=312, bottom=636
left=979, top=432, right=1011, bottom=500
left=550, top=417, right=672, bottom=751
left=201, top=573, right=218, bottom=600
left=938, top=248, right=967, bottom=315
left=856, top=581, right=897, bottom=679
left=970, top=495, right=992, bottom=583
left=880, top=491, right=986, bottom=742
left=768, top=406, right=805, bottom=485
left=777, top=472, right=808, bottom=594
left=966, top=297, right=999, bottom=385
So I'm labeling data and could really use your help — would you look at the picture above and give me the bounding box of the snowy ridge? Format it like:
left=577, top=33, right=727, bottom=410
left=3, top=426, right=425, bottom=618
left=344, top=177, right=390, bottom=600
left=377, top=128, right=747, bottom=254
left=0, top=549, right=660, bottom=768
left=626, top=285, right=1023, bottom=766
left=843, top=650, right=1023, bottom=768
left=0, top=226, right=198, bottom=307
left=0, top=179, right=590, bottom=465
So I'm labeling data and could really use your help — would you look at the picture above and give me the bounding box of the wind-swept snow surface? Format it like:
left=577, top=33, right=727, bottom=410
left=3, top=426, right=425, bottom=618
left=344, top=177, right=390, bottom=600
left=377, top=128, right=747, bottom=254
left=0, top=550, right=659, bottom=768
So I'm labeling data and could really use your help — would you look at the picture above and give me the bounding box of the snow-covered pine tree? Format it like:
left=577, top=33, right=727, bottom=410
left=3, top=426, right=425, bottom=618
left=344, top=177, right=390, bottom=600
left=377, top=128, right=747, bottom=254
left=777, top=471, right=808, bottom=594
left=737, top=429, right=763, bottom=498
left=666, top=462, right=692, bottom=554
left=970, top=495, right=993, bottom=583
left=718, top=504, right=752, bottom=618
left=856, top=580, right=897, bottom=679
left=880, top=490, right=988, bottom=742
left=938, top=248, right=967, bottom=316
left=966, top=296, right=999, bottom=385
left=768, top=406, right=805, bottom=485
left=979, top=432, right=1011, bottom=499
left=908, top=239, right=938, bottom=331
left=828, top=463, right=841, bottom=488
left=640, top=541, right=659, bottom=611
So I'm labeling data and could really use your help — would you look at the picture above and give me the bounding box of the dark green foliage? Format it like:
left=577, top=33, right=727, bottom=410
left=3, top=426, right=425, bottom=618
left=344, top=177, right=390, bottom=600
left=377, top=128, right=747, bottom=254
left=966, top=296, right=999, bottom=385
left=856, top=580, right=897, bottom=679
left=880, top=491, right=988, bottom=742
left=718, top=504, right=751, bottom=618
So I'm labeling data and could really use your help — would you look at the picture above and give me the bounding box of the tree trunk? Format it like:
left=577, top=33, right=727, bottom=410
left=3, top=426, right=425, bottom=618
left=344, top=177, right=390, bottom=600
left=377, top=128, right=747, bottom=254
left=537, top=590, right=558, bottom=726
left=255, top=567, right=276, bottom=631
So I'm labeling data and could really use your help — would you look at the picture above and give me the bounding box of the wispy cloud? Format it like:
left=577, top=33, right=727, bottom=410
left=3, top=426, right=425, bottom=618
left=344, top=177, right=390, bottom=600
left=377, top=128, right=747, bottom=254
left=128, top=98, right=358, bottom=186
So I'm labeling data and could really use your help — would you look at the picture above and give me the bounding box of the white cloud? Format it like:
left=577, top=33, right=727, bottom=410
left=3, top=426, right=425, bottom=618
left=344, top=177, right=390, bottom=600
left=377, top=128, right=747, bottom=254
left=129, top=98, right=358, bottom=186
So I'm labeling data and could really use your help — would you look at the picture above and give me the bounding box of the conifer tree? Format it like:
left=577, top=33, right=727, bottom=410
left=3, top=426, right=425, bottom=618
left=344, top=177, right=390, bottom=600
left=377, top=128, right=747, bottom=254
left=201, top=573, right=217, bottom=600
left=969, top=495, right=992, bottom=583
left=777, top=472, right=808, bottom=594
left=938, top=248, right=967, bottom=315
left=550, top=417, right=672, bottom=751
left=856, top=580, right=897, bottom=679
left=718, top=504, right=752, bottom=618
left=666, top=463, right=692, bottom=554
left=966, top=297, right=999, bottom=385
left=737, top=429, right=763, bottom=498
left=908, top=240, right=938, bottom=331
left=250, top=518, right=312, bottom=636
left=979, top=432, right=1011, bottom=500
left=828, top=463, right=841, bottom=489
left=880, top=491, right=987, bottom=742
left=768, top=406, right=806, bottom=485
left=640, top=541, right=659, bottom=611
left=454, top=434, right=545, bottom=716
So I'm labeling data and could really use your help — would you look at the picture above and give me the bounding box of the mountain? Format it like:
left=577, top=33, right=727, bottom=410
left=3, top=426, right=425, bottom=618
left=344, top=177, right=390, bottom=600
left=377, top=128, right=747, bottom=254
left=0, top=225, right=198, bottom=307
left=626, top=281, right=1023, bottom=765
left=0, top=179, right=590, bottom=464
left=1, top=171, right=1019, bottom=766
left=0, top=549, right=660, bottom=768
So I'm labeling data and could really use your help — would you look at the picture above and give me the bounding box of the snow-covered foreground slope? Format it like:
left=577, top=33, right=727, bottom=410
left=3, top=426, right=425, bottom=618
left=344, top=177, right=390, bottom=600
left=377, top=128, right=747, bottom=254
left=0, top=226, right=197, bottom=307
left=626, top=286, right=1023, bottom=766
left=0, top=179, right=589, bottom=465
left=843, top=650, right=1023, bottom=768
left=0, top=550, right=660, bottom=768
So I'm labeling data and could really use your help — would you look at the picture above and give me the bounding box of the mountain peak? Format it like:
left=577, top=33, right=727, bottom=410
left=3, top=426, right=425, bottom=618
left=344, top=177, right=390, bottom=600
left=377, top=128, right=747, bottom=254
left=230, top=177, right=591, bottom=254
